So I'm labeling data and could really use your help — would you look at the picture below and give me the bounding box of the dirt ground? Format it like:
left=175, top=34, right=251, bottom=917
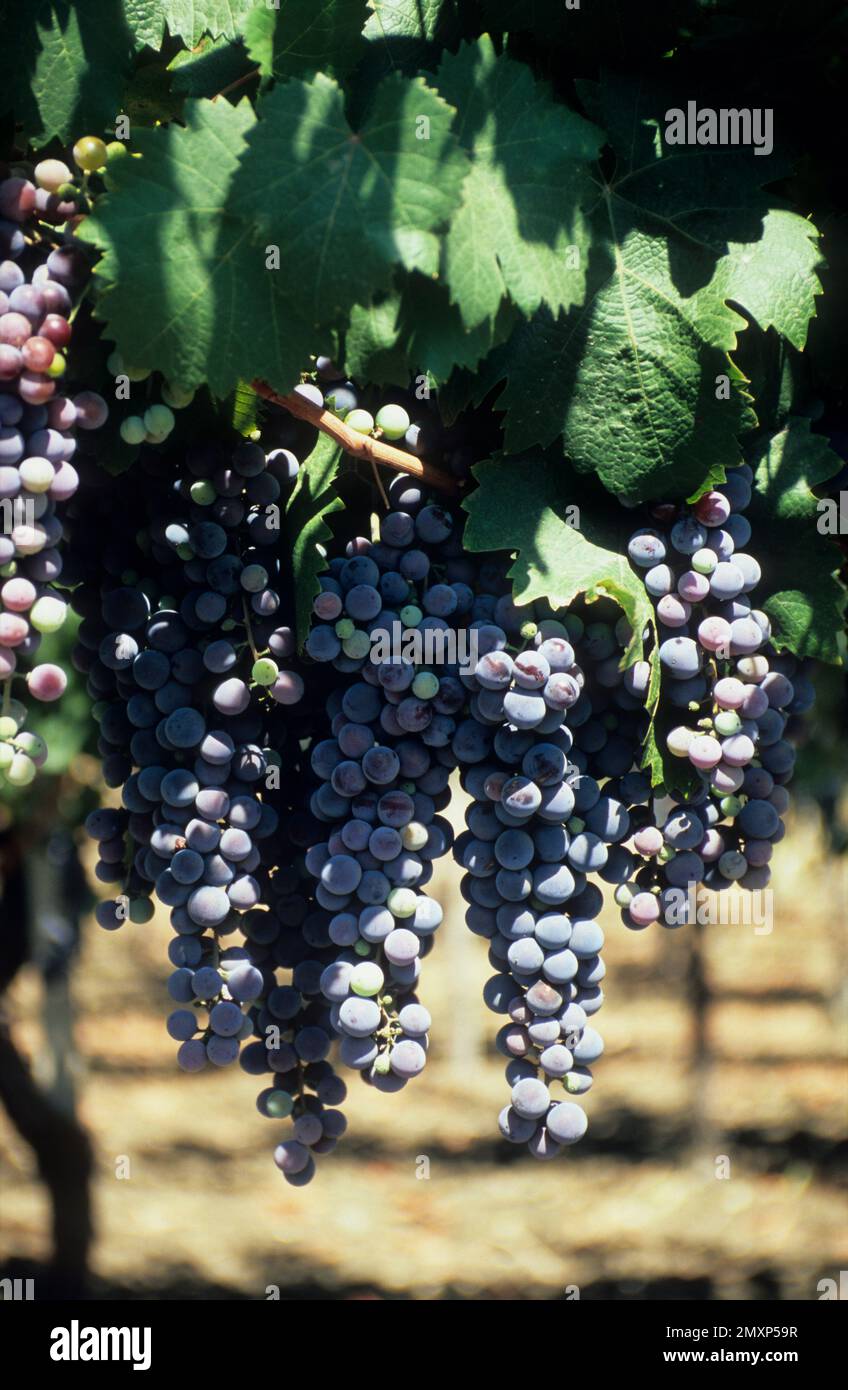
left=2, top=801, right=846, bottom=1301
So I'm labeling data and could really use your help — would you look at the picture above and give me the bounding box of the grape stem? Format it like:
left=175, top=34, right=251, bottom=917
left=251, top=380, right=461, bottom=496
left=212, top=68, right=261, bottom=102
left=241, top=595, right=261, bottom=662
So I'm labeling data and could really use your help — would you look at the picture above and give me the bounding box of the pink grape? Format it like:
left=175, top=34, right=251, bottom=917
left=710, top=762, right=744, bottom=794
left=657, top=594, right=691, bottom=627
left=0, top=177, right=37, bottom=222
left=0, top=612, right=29, bottom=645
left=0, top=311, right=32, bottom=347
left=629, top=892, right=661, bottom=926
left=677, top=569, right=710, bottom=602
left=720, top=733, right=756, bottom=767
left=0, top=344, right=22, bottom=379
left=19, top=371, right=55, bottom=404
left=687, top=735, right=722, bottom=769
left=634, top=826, right=663, bottom=856
left=47, top=395, right=77, bottom=429
left=698, top=829, right=725, bottom=861
left=27, top=662, right=67, bottom=701
left=713, top=676, right=746, bottom=709
left=72, top=391, right=108, bottom=429
left=47, top=460, right=79, bottom=501
left=694, top=490, right=731, bottom=527
left=0, top=647, right=17, bottom=677
left=697, top=615, right=731, bottom=652
left=1, top=576, right=36, bottom=610
left=270, top=670, right=305, bottom=705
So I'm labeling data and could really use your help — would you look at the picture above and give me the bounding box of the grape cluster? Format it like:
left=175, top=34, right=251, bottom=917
left=303, top=473, right=466, bottom=1087
left=0, top=164, right=107, bottom=785
left=452, top=588, right=619, bottom=1157
left=619, top=467, right=814, bottom=925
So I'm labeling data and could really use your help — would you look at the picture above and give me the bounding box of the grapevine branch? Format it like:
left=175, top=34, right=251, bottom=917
left=251, top=380, right=461, bottom=497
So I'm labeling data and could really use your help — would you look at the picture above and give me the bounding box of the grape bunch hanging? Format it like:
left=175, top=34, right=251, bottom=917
left=56, top=348, right=812, bottom=1185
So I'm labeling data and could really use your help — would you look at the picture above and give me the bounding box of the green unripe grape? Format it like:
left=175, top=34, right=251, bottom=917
left=720, top=794, right=743, bottom=819
left=105, top=140, right=128, bottom=162
left=252, top=657, right=279, bottom=687
left=387, top=887, right=417, bottom=918
left=8, top=698, right=26, bottom=728
left=714, top=710, right=742, bottom=736
left=6, top=751, right=36, bottom=786
left=353, top=940, right=371, bottom=957
left=221, top=618, right=237, bottom=632
left=401, top=821, right=428, bottom=852
left=0, top=561, right=16, bottom=578
left=411, top=671, right=439, bottom=700
left=400, top=604, right=422, bottom=627
left=16, top=731, right=46, bottom=763
left=176, top=543, right=194, bottom=562
left=667, top=725, right=695, bottom=757
left=120, top=416, right=147, bottom=446
left=614, top=882, right=634, bottom=907
left=334, top=618, right=355, bottom=640
left=374, top=403, right=410, bottom=440
left=520, top=621, right=538, bottom=640
left=345, top=409, right=374, bottom=435
left=401, top=781, right=416, bottom=795
left=190, top=479, right=216, bottom=506
left=567, top=816, right=586, bottom=834
left=0, top=715, right=18, bottom=739
left=30, top=594, right=67, bottom=633
left=56, top=182, right=79, bottom=200
left=657, top=845, right=675, bottom=864
left=350, top=961, right=384, bottom=997
left=0, top=744, right=13, bottom=770
left=123, top=363, right=151, bottom=382
left=343, top=631, right=371, bottom=660
left=265, top=1090, right=294, bottom=1119
left=46, top=352, right=66, bottom=379
left=73, top=135, right=108, bottom=172
left=19, top=457, right=55, bottom=492
left=143, top=404, right=175, bottom=438
left=372, top=1052, right=392, bottom=1076
left=129, top=897, right=155, bottom=924
left=161, top=380, right=195, bottom=409
left=240, top=564, right=268, bottom=593
left=691, top=547, right=717, bottom=575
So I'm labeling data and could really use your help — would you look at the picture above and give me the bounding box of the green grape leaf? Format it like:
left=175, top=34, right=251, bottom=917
left=230, top=380, right=263, bottom=437
left=345, top=274, right=518, bottom=386
left=243, top=0, right=368, bottom=80
left=344, top=294, right=409, bottom=387
left=168, top=35, right=252, bottom=97
left=688, top=209, right=824, bottom=352
left=468, top=73, right=824, bottom=503
left=748, top=420, right=846, bottom=663
left=436, top=38, right=604, bottom=330
left=364, top=0, right=455, bottom=43
left=462, top=455, right=654, bottom=669
left=123, top=0, right=255, bottom=50
left=233, top=72, right=469, bottom=321
left=79, top=98, right=315, bottom=398
left=285, top=434, right=345, bottom=651
left=122, top=60, right=185, bottom=127
left=0, top=0, right=134, bottom=145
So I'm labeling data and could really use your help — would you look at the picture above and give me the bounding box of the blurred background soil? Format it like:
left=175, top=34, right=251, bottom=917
left=1, top=792, right=846, bottom=1301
